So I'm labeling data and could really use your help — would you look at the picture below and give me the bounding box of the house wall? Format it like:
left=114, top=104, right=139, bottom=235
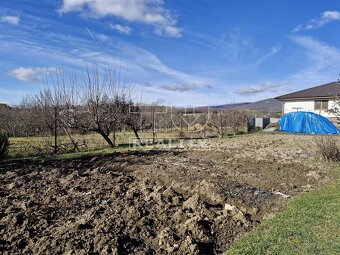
left=283, top=99, right=337, bottom=117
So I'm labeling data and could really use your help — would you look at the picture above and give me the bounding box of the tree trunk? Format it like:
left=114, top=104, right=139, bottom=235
left=63, top=127, right=80, bottom=152
left=220, top=114, right=223, bottom=138
left=53, top=107, right=58, bottom=154
left=132, top=128, right=142, bottom=145
left=98, top=130, right=114, bottom=148
left=152, top=110, right=156, bottom=144
left=113, top=124, right=116, bottom=147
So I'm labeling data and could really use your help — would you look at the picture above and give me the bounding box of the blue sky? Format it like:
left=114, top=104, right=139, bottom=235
left=1, top=0, right=340, bottom=106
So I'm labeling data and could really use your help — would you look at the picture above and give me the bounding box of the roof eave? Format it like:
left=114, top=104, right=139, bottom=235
left=275, top=95, right=338, bottom=101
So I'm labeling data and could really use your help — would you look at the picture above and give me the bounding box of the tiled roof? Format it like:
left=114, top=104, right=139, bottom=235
left=275, top=82, right=340, bottom=100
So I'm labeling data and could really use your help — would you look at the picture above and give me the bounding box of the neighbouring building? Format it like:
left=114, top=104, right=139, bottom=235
left=0, top=103, right=10, bottom=110
left=275, top=81, right=340, bottom=123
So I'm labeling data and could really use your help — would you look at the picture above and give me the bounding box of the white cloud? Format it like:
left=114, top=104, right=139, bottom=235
left=155, top=25, right=182, bottom=38
left=219, top=30, right=251, bottom=59
left=291, top=35, right=340, bottom=68
left=109, top=23, right=132, bottom=35
left=293, top=11, right=340, bottom=32
left=0, top=14, right=223, bottom=105
left=255, top=46, right=281, bottom=66
left=59, top=0, right=182, bottom=37
left=160, top=83, right=198, bottom=92
left=120, top=45, right=215, bottom=85
left=236, top=36, right=340, bottom=99
left=1, top=15, right=20, bottom=25
left=236, top=86, right=264, bottom=95
left=8, top=67, right=58, bottom=82
left=236, top=83, right=283, bottom=95
left=159, top=83, right=213, bottom=92
left=288, top=35, right=340, bottom=85
left=96, top=33, right=110, bottom=42
left=1, top=26, right=212, bottom=86
left=260, top=36, right=340, bottom=98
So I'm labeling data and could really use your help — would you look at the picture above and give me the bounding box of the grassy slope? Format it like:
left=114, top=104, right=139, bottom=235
left=227, top=169, right=340, bottom=255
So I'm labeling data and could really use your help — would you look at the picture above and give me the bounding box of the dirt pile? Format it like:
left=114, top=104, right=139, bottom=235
left=0, top=161, right=253, bottom=254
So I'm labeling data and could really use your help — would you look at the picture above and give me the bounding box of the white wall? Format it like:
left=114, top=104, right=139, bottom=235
left=283, top=99, right=337, bottom=117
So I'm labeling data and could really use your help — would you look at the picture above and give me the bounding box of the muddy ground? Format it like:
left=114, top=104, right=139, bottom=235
left=0, top=134, right=337, bottom=254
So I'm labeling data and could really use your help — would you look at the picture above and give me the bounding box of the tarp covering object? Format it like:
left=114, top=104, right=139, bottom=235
left=279, top=111, right=339, bottom=134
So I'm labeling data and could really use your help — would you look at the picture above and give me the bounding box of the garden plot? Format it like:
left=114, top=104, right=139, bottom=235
left=0, top=134, right=336, bottom=254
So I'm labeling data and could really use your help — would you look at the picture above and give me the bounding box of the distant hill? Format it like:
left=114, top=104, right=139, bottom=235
left=240, top=98, right=282, bottom=112
left=212, top=98, right=282, bottom=113
left=211, top=102, right=250, bottom=109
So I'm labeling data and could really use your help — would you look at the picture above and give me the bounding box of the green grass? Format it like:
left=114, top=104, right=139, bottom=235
left=3, top=139, right=166, bottom=162
left=3, top=130, right=255, bottom=162
left=6, top=127, right=251, bottom=159
left=227, top=169, right=340, bottom=255
left=7, top=131, right=180, bottom=158
left=4, top=133, right=213, bottom=162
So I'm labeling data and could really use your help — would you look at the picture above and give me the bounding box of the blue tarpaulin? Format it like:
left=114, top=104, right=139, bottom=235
left=279, top=112, right=339, bottom=134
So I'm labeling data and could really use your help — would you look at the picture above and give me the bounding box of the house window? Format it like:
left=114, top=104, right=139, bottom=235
left=314, top=100, right=329, bottom=110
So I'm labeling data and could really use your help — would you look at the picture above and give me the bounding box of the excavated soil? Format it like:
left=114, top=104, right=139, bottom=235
left=0, top=134, right=336, bottom=254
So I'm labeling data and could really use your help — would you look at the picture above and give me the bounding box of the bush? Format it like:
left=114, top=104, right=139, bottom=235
left=315, top=137, right=340, bottom=162
left=0, top=132, right=9, bottom=159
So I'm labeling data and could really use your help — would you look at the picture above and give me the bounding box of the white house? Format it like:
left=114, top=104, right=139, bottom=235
left=275, top=82, right=340, bottom=122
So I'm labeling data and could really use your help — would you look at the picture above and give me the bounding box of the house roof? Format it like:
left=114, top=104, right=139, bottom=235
left=275, top=82, right=340, bottom=100
left=0, top=103, right=10, bottom=110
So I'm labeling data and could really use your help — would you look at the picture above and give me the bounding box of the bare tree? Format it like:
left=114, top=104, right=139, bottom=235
left=24, top=86, right=61, bottom=153
left=226, top=109, right=249, bottom=134
left=21, top=68, right=81, bottom=153
left=65, top=62, right=134, bottom=148
left=123, top=102, right=143, bottom=145
left=329, top=96, right=340, bottom=116
left=209, top=111, right=226, bottom=137
left=0, top=104, right=46, bottom=137
left=10, top=62, right=137, bottom=152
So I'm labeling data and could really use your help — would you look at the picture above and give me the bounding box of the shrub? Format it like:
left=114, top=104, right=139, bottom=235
left=315, top=137, right=340, bottom=162
left=0, top=132, right=9, bottom=159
